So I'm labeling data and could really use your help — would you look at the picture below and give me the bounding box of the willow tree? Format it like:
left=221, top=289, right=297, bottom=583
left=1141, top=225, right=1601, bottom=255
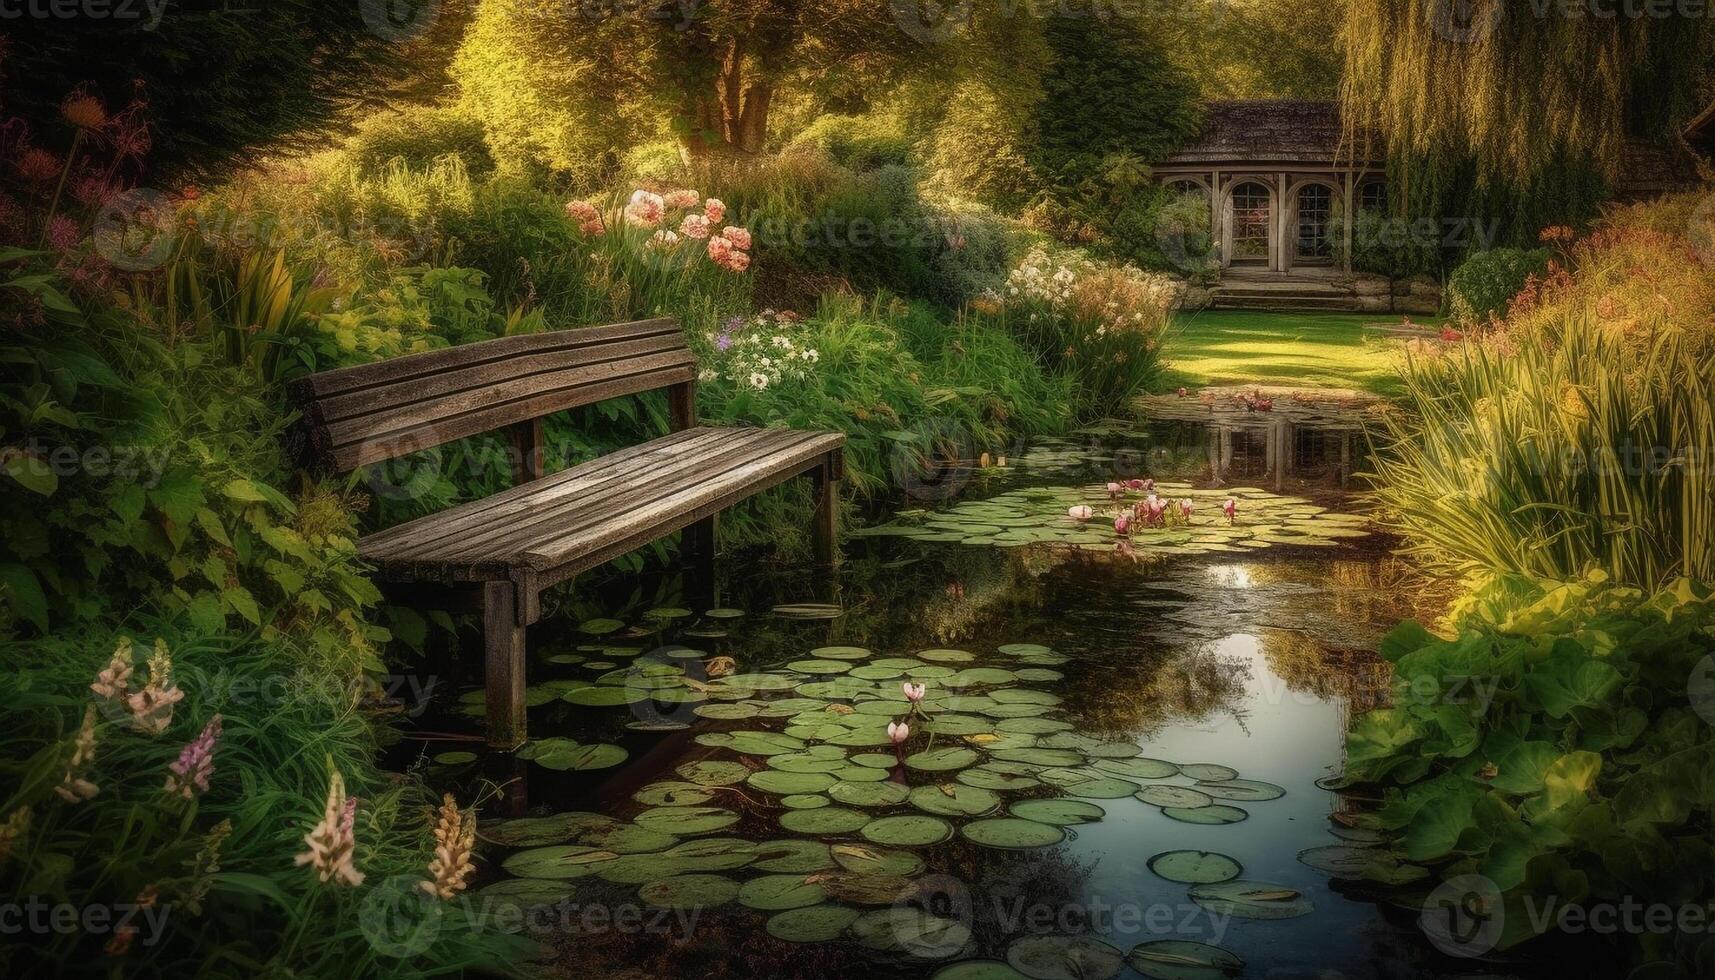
left=1340, top=0, right=1711, bottom=242
left=456, top=0, right=923, bottom=178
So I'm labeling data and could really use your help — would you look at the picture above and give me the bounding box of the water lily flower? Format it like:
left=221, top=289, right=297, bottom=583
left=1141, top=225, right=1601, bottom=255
left=1223, top=498, right=1238, bottom=523
left=1114, top=514, right=1131, bottom=536
left=1179, top=499, right=1194, bottom=519
left=902, top=683, right=926, bottom=703
left=887, top=721, right=910, bottom=745
left=1067, top=505, right=1094, bottom=521
left=1142, top=478, right=1156, bottom=492
left=1106, top=482, right=1124, bottom=500
left=1126, top=479, right=1145, bottom=491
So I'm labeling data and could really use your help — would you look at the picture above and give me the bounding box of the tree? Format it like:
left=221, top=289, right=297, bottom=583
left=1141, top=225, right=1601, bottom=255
left=456, top=0, right=926, bottom=174
left=0, top=0, right=413, bottom=183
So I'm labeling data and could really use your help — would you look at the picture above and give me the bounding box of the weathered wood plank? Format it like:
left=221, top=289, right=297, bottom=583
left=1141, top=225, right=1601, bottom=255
left=483, top=581, right=527, bottom=748
left=359, top=427, right=733, bottom=560
left=296, top=318, right=680, bottom=398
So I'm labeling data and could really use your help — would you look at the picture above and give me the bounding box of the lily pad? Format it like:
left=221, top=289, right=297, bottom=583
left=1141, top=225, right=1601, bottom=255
left=1178, top=764, right=1239, bottom=781
left=1187, top=880, right=1314, bottom=920
left=500, top=845, right=618, bottom=879
left=533, top=743, right=628, bottom=771
left=675, top=760, right=751, bottom=786
left=828, top=780, right=912, bottom=807
left=1135, top=785, right=1214, bottom=809
left=958, top=763, right=1043, bottom=791
left=851, top=907, right=971, bottom=960
left=960, top=818, right=1065, bottom=849
left=633, top=806, right=738, bottom=836
left=1005, top=934, right=1124, bottom=980
left=1296, top=844, right=1429, bottom=885
left=1125, top=940, right=1244, bottom=980
left=781, top=794, right=830, bottom=810
left=738, top=874, right=827, bottom=910
left=1162, top=804, right=1249, bottom=825
left=766, top=904, right=862, bottom=943
left=933, top=963, right=1031, bottom=980
left=577, top=618, right=624, bottom=635
left=432, top=751, right=477, bottom=765
left=638, top=873, right=739, bottom=909
left=1091, top=757, right=1179, bottom=780
left=748, top=770, right=837, bottom=795
left=779, top=807, right=871, bottom=835
left=1008, top=799, right=1105, bottom=826
left=831, top=843, right=925, bottom=877
left=908, top=783, right=1002, bottom=817
left=906, top=747, right=981, bottom=772
left=752, top=839, right=834, bottom=873
left=1147, top=850, right=1243, bottom=885
left=1195, top=778, right=1285, bottom=802
left=633, top=781, right=719, bottom=807
left=861, top=814, right=954, bottom=846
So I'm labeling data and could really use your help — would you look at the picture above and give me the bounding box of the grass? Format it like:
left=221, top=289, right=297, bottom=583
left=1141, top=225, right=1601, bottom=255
left=1156, top=309, right=1430, bottom=396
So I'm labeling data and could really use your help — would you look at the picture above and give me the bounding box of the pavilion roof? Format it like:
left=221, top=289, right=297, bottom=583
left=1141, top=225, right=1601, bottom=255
left=1161, top=100, right=1377, bottom=167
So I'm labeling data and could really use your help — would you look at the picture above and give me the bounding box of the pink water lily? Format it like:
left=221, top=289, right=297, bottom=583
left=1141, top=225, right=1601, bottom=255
left=1067, top=505, right=1094, bottom=522
left=1142, top=478, right=1156, bottom=493
left=1126, top=479, right=1145, bottom=491
left=1114, top=514, right=1131, bottom=536
left=1180, top=499, right=1194, bottom=519
left=1223, top=497, right=1238, bottom=523
left=887, top=721, right=910, bottom=745
left=1106, top=482, right=1124, bottom=500
left=902, top=683, right=926, bottom=703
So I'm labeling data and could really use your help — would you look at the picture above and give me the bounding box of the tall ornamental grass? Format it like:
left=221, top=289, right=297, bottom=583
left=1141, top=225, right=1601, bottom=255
left=1371, top=319, right=1715, bottom=590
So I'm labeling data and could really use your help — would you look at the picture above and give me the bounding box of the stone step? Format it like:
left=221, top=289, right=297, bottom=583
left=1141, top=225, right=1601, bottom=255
left=1212, top=284, right=1350, bottom=298
left=1209, top=294, right=1361, bottom=312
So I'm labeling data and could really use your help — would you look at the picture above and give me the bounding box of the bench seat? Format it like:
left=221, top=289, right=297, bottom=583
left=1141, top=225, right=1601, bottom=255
left=358, top=425, right=845, bottom=586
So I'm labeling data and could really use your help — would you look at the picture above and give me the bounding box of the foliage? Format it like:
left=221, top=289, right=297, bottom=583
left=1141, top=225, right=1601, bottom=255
left=1371, top=206, right=1715, bottom=590
left=783, top=113, right=914, bottom=171
left=1448, top=248, right=1552, bottom=326
left=982, top=247, right=1175, bottom=416
left=343, top=106, right=496, bottom=180
left=1163, top=0, right=1345, bottom=100
left=0, top=2, right=409, bottom=183
left=1344, top=572, right=1715, bottom=970
left=0, top=623, right=531, bottom=975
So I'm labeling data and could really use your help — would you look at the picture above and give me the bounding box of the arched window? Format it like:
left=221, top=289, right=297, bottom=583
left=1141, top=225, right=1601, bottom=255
left=1296, top=184, right=1334, bottom=260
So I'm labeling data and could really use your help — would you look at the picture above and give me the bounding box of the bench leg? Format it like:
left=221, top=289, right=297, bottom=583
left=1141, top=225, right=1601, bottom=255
left=483, top=581, right=528, bottom=749
left=683, top=516, right=717, bottom=610
left=811, top=458, right=840, bottom=567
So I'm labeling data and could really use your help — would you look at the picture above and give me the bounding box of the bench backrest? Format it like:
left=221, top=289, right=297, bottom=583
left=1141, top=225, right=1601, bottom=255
left=287, top=317, right=696, bottom=473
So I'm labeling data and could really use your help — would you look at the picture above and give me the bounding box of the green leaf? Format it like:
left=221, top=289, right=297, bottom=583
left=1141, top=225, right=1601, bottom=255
left=3, top=454, right=57, bottom=496
left=0, top=563, right=49, bottom=632
left=223, top=478, right=270, bottom=504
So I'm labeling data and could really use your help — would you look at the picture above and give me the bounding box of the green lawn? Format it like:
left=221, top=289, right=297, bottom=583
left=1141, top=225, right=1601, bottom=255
left=1157, top=309, right=1432, bottom=396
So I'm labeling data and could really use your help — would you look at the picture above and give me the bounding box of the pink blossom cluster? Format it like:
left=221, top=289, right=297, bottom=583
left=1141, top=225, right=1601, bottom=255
left=165, top=715, right=222, bottom=799
left=570, top=189, right=750, bottom=273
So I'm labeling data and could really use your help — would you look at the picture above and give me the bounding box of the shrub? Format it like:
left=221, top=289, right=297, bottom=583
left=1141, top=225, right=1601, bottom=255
left=983, top=246, right=1175, bottom=416
left=1342, top=572, right=1714, bottom=970
left=783, top=114, right=914, bottom=171
left=344, top=105, right=496, bottom=180
left=1447, top=247, right=1552, bottom=325
left=1330, top=207, right=1440, bottom=279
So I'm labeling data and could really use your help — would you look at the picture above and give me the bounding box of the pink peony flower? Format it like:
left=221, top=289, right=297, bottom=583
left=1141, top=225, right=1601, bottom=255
left=679, top=213, right=711, bottom=239
left=664, top=189, right=701, bottom=209
left=565, top=200, right=600, bottom=224
left=579, top=218, right=605, bottom=236
left=722, top=226, right=751, bottom=251
left=704, top=198, right=726, bottom=224
left=624, top=190, right=665, bottom=228
left=707, top=235, right=733, bottom=263
left=723, top=250, right=751, bottom=273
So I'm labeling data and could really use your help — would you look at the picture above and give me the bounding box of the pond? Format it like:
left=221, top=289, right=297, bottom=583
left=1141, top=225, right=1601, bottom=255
left=392, top=422, right=1571, bottom=979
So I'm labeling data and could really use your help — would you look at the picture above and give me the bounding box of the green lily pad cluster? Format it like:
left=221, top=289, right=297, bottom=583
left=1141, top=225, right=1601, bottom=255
left=853, top=484, right=1369, bottom=557
left=479, top=632, right=1301, bottom=963
left=926, top=933, right=1249, bottom=980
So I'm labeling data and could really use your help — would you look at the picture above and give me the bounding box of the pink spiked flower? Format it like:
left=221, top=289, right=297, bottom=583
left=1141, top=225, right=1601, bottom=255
left=165, top=715, right=222, bottom=799
left=902, top=683, right=926, bottom=703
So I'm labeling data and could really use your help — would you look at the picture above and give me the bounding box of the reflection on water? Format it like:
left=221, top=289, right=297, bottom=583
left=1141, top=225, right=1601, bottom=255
left=394, top=431, right=1550, bottom=980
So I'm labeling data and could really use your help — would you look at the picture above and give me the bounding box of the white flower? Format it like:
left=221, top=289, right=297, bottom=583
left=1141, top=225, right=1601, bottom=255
left=748, top=372, right=769, bottom=390
left=801, top=349, right=819, bottom=363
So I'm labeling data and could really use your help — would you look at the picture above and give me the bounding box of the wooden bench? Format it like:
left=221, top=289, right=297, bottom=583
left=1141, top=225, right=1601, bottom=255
left=286, top=317, right=845, bottom=747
